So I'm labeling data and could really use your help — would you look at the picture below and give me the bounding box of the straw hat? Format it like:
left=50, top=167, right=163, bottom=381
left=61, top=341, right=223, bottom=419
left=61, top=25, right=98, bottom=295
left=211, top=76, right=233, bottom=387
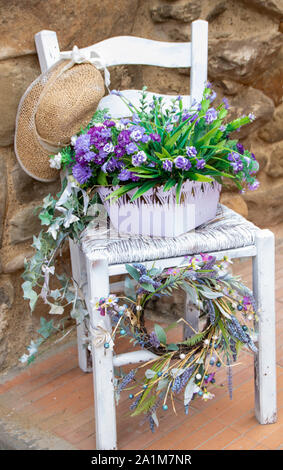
left=14, top=56, right=105, bottom=182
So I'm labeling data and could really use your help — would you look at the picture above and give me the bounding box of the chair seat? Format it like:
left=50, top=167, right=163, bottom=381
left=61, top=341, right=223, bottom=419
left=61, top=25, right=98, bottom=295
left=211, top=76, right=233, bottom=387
left=81, top=204, right=259, bottom=265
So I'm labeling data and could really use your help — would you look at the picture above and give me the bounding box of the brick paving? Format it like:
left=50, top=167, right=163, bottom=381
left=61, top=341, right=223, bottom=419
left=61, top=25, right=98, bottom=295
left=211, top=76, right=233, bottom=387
left=0, top=248, right=282, bottom=450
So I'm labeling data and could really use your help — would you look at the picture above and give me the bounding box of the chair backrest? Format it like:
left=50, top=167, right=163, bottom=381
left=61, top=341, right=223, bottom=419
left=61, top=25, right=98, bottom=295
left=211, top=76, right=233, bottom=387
left=35, top=20, right=208, bottom=118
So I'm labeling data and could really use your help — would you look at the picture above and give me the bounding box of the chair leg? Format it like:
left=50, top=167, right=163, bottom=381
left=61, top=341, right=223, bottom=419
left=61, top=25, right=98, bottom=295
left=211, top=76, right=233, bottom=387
left=69, top=238, right=92, bottom=372
left=86, top=255, right=117, bottom=450
left=252, top=229, right=277, bottom=424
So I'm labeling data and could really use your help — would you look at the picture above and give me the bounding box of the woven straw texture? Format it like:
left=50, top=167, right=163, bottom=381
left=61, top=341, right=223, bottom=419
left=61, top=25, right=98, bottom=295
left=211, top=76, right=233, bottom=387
left=15, top=60, right=104, bottom=182
left=81, top=204, right=259, bottom=264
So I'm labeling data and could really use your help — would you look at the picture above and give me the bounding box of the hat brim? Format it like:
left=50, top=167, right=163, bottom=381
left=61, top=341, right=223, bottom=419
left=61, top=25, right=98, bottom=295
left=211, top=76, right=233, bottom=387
left=14, top=62, right=65, bottom=182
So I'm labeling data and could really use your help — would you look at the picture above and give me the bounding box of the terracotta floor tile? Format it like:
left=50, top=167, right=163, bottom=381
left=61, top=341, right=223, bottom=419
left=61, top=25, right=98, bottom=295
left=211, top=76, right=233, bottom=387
left=259, top=425, right=283, bottom=449
left=170, top=418, right=226, bottom=450
left=196, top=427, right=240, bottom=450
left=224, top=436, right=259, bottom=450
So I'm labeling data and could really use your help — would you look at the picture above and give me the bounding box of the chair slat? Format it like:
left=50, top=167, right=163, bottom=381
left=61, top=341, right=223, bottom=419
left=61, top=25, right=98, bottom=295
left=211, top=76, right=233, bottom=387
left=60, top=36, right=191, bottom=68
left=98, top=90, right=191, bottom=118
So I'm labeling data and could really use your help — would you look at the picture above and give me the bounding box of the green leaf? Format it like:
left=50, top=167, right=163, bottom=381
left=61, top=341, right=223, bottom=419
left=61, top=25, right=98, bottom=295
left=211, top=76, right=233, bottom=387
left=131, top=181, right=157, bottom=201
left=49, top=303, right=64, bottom=315
left=163, top=178, right=177, bottom=192
left=167, top=343, right=179, bottom=351
left=106, top=183, right=138, bottom=200
left=39, top=211, right=53, bottom=226
left=140, top=283, right=155, bottom=293
left=22, top=281, right=38, bottom=311
left=124, top=276, right=136, bottom=301
left=97, top=170, right=108, bottom=186
left=125, top=264, right=140, bottom=281
left=154, top=324, right=167, bottom=345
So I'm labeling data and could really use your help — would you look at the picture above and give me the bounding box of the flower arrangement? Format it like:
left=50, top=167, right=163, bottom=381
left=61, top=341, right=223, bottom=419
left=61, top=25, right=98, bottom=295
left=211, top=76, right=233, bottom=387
left=95, top=255, right=257, bottom=430
left=50, top=84, right=259, bottom=202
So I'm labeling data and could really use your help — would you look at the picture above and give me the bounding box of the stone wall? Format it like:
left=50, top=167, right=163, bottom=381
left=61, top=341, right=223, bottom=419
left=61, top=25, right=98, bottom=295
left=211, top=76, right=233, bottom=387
left=0, top=0, right=283, bottom=371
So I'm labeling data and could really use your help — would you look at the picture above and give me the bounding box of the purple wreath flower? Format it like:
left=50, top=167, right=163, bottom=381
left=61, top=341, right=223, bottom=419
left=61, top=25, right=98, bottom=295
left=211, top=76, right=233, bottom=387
left=132, top=151, right=147, bottom=166
left=100, top=127, right=112, bottom=139
left=72, top=163, right=92, bottom=184
left=162, top=159, right=173, bottom=172
left=205, top=108, right=218, bottom=124
left=186, top=146, right=197, bottom=158
left=93, top=152, right=106, bottom=165
left=74, top=134, right=91, bottom=155
left=130, top=174, right=140, bottom=182
left=149, top=331, right=160, bottom=349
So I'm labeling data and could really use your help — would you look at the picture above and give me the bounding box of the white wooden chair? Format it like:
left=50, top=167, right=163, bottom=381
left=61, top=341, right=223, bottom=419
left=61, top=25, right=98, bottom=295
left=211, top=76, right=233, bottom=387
left=35, top=20, right=277, bottom=450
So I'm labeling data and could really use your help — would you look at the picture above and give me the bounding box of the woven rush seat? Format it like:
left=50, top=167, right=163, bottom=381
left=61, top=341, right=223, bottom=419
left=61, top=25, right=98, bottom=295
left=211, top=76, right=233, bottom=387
left=81, top=204, right=259, bottom=265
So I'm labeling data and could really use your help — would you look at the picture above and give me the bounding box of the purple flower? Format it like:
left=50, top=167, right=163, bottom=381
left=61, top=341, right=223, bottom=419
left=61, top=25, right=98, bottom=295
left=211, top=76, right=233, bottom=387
left=141, top=134, right=150, bottom=143
left=120, top=118, right=131, bottom=125
left=236, top=143, right=245, bottom=155
left=186, top=146, right=197, bottom=158
left=118, top=130, right=131, bottom=145
left=196, top=159, right=206, bottom=170
left=227, top=152, right=240, bottom=162
left=110, top=89, right=122, bottom=96
left=222, top=97, right=229, bottom=109
left=248, top=180, right=260, bottom=191
left=205, top=108, right=218, bottom=124
left=163, top=159, right=173, bottom=172
left=118, top=169, right=131, bottom=181
left=132, top=151, right=147, bottom=166
left=208, top=90, right=217, bottom=102
left=248, top=113, right=255, bottom=122
left=130, top=127, right=145, bottom=142
left=132, top=113, right=141, bottom=123
left=149, top=133, right=161, bottom=142
left=149, top=331, right=160, bottom=349
left=114, top=145, right=126, bottom=158
left=174, top=156, right=191, bottom=170
left=219, top=125, right=226, bottom=132
left=103, top=120, right=116, bottom=128
left=166, top=123, right=174, bottom=132
left=130, top=174, right=140, bottom=182
left=126, top=142, right=138, bottom=155
left=100, top=128, right=112, bottom=140
left=93, top=152, right=106, bottom=165
left=74, top=134, right=91, bottom=155
left=72, top=163, right=92, bottom=184
left=83, top=151, right=96, bottom=162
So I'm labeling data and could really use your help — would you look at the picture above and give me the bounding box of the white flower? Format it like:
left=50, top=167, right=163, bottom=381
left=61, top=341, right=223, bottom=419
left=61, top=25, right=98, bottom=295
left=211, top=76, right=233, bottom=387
left=103, top=142, right=114, bottom=154
left=71, top=135, right=78, bottom=146
left=115, top=122, right=125, bottom=131
left=105, top=294, right=118, bottom=306
left=27, top=341, right=38, bottom=356
left=49, top=152, right=62, bottom=170
left=19, top=354, right=29, bottom=363
left=202, top=392, right=215, bottom=401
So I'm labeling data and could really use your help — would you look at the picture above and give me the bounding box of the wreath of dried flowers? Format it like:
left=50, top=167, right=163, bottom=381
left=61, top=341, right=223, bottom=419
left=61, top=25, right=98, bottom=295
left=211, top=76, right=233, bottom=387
left=96, top=255, right=258, bottom=431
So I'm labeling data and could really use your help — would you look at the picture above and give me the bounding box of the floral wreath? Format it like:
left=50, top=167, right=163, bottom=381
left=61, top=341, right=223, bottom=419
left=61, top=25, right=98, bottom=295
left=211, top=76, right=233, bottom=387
left=95, top=255, right=257, bottom=431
